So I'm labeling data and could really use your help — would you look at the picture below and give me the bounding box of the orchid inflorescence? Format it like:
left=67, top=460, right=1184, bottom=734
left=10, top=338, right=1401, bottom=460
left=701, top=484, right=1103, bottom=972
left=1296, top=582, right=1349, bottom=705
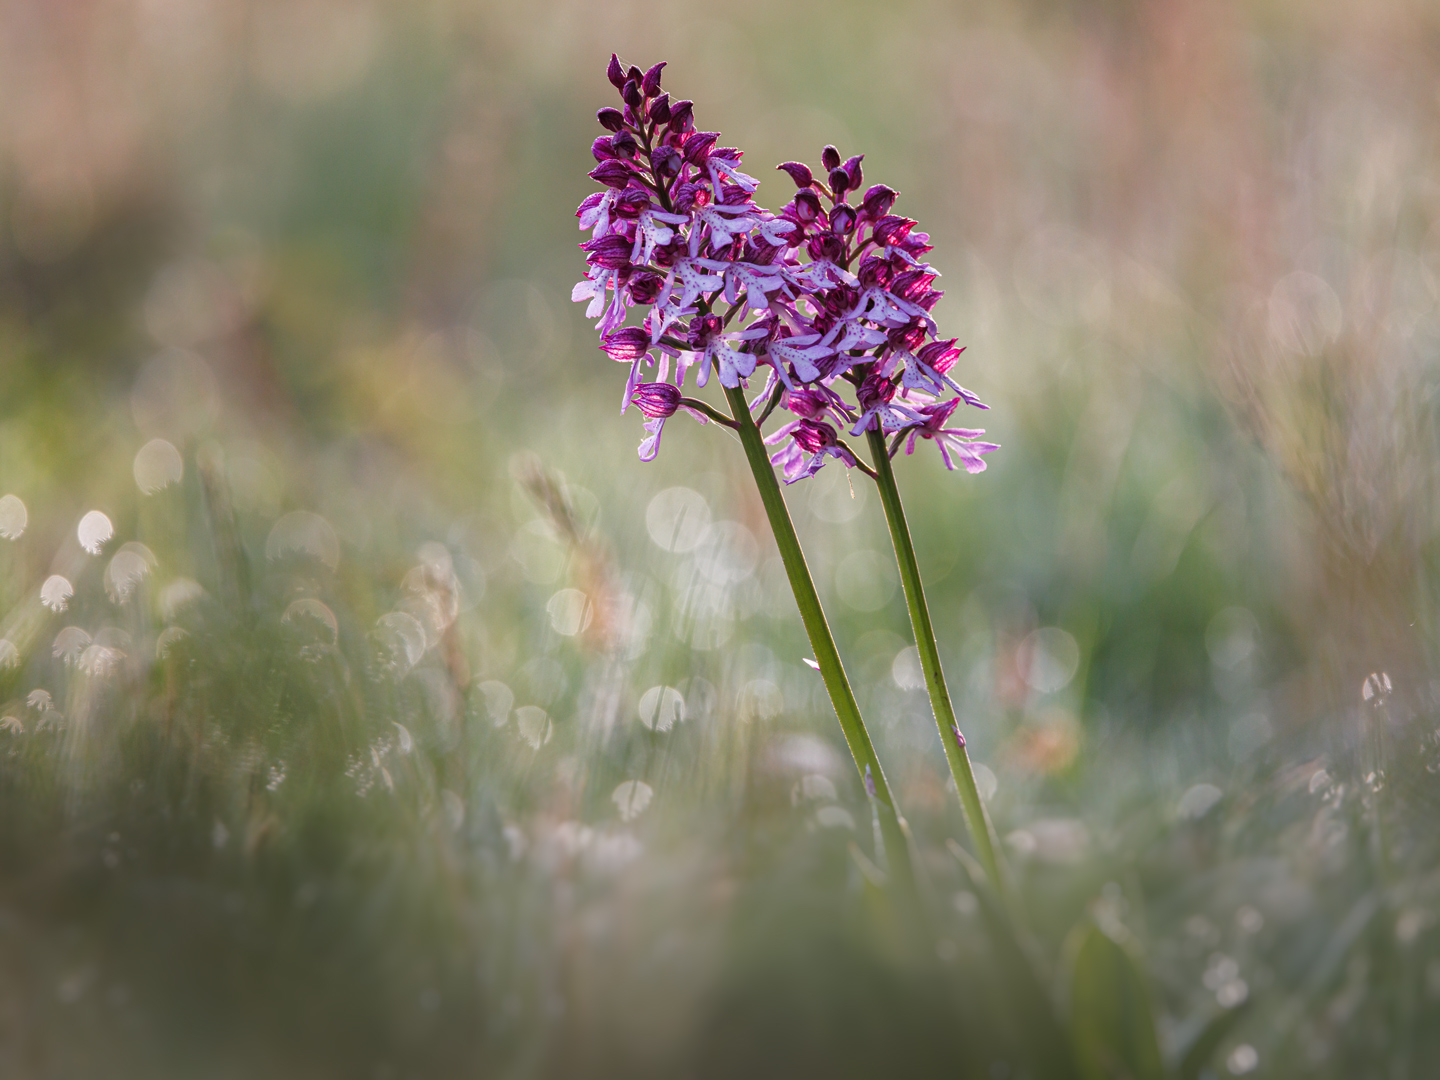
left=573, top=55, right=998, bottom=478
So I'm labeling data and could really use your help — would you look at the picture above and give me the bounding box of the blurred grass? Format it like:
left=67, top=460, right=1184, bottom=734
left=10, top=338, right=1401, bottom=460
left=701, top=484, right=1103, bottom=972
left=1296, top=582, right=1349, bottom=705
left=2, top=0, right=1440, bottom=1076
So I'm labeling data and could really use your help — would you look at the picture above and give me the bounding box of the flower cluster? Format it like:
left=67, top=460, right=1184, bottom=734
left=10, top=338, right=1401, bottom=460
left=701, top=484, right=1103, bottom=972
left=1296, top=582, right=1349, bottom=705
left=573, top=55, right=998, bottom=478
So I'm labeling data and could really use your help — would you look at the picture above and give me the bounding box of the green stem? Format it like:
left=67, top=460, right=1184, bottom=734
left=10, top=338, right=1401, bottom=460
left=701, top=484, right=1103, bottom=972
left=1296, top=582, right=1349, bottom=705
left=866, top=427, right=1005, bottom=892
left=723, top=385, right=917, bottom=894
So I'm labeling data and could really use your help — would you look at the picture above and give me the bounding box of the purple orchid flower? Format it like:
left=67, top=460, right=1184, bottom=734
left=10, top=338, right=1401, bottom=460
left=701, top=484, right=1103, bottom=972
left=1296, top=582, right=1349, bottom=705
left=573, top=54, right=994, bottom=475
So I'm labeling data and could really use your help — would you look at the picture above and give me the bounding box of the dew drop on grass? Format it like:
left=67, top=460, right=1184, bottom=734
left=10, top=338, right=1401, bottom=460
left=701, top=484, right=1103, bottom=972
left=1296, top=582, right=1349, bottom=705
left=155, top=626, right=188, bottom=659
left=282, top=598, right=338, bottom=655
left=392, top=722, right=414, bottom=755
left=1361, top=671, right=1392, bottom=703
left=27, top=689, right=53, bottom=711
left=973, top=763, right=998, bottom=802
left=637, top=685, right=685, bottom=731
left=891, top=646, right=924, bottom=690
left=611, top=779, right=653, bottom=822
left=737, top=679, right=783, bottom=722
left=77, top=511, right=114, bottom=555
left=477, top=680, right=514, bottom=727
left=815, top=805, right=855, bottom=830
left=133, top=438, right=184, bottom=494
left=1020, top=627, right=1080, bottom=694
left=79, top=644, right=124, bottom=677
left=52, top=627, right=92, bottom=664
left=40, top=576, right=74, bottom=613
left=1227, top=1043, right=1258, bottom=1075
left=0, top=495, right=27, bottom=540
left=159, top=578, right=205, bottom=621
left=105, top=545, right=156, bottom=603
left=645, top=487, right=711, bottom=552
left=375, top=612, right=426, bottom=674
left=1177, top=783, right=1223, bottom=820
left=515, top=705, right=552, bottom=749
left=693, top=521, right=758, bottom=585
left=266, top=511, right=340, bottom=570
left=0, top=640, right=19, bottom=670
left=546, top=588, right=593, bottom=636
left=798, top=774, right=837, bottom=802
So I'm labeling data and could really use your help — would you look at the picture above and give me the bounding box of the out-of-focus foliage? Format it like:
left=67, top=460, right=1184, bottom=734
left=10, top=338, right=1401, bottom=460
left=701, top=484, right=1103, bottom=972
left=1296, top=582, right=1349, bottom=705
left=2, top=1, right=1440, bottom=1076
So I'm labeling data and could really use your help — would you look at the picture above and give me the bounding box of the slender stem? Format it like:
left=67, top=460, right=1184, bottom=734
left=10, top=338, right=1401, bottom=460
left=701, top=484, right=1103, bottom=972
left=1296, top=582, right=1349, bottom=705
left=865, top=427, right=1005, bottom=892
left=677, top=397, right=738, bottom=428
left=723, top=384, right=917, bottom=895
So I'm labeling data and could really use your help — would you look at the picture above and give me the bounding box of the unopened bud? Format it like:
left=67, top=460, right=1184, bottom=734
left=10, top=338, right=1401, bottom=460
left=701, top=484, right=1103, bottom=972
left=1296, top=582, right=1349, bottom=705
left=821, top=145, right=842, bottom=171
left=596, top=107, right=625, bottom=132
left=648, top=93, right=671, bottom=124
left=611, top=129, right=638, bottom=158
left=828, top=167, right=851, bottom=199
left=651, top=145, right=682, bottom=178
left=777, top=162, right=813, bottom=188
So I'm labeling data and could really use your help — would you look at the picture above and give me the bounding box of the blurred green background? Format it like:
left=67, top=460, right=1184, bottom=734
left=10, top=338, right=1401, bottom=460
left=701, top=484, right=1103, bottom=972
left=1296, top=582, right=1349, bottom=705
left=2, top=1, right=1440, bottom=1077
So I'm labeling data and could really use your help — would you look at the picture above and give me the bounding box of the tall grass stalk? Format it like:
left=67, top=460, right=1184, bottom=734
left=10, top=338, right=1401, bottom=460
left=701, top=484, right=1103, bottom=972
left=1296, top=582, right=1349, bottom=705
left=866, top=428, right=1004, bottom=892
left=724, top=385, right=917, bottom=895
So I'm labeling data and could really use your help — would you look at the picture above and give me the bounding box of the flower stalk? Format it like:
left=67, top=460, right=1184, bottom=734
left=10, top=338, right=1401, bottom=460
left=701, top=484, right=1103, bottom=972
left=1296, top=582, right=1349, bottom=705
left=866, top=426, right=1005, bottom=893
left=726, top=385, right=917, bottom=895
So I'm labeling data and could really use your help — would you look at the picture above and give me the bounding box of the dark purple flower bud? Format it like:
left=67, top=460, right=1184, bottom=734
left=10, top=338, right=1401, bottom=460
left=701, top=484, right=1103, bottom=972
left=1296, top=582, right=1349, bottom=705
left=829, top=205, right=857, bottom=235
left=641, top=62, right=666, bottom=97
left=792, top=189, right=822, bottom=222
left=671, top=181, right=702, bottom=212
left=627, top=65, right=643, bottom=85
left=918, top=339, right=964, bottom=374
left=651, top=145, right=682, bottom=178
left=599, top=326, right=651, bottom=362
left=857, top=255, right=893, bottom=288
left=892, top=269, right=936, bottom=301
left=821, top=145, right=841, bottom=171
left=588, top=159, right=633, bottom=188
left=687, top=313, right=723, bottom=348
left=597, top=107, right=625, bottom=132
left=667, top=99, right=694, bottom=133
left=628, top=272, right=663, bottom=305
left=872, top=215, right=915, bottom=246
left=841, top=154, right=864, bottom=191
left=612, top=187, right=651, bottom=218
left=777, top=162, right=813, bottom=188
left=809, top=234, right=845, bottom=263
left=611, top=129, right=638, bottom=158
left=857, top=372, right=897, bottom=411
left=888, top=322, right=927, bottom=351
left=783, top=388, right=829, bottom=419
left=632, top=382, right=680, bottom=418
left=648, top=93, right=671, bottom=124
left=828, top=167, right=850, bottom=198
left=682, top=131, right=719, bottom=165
left=861, top=184, right=897, bottom=218
left=591, top=135, right=617, bottom=162
left=792, top=419, right=839, bottom=453
left=583, top=234, right=633, bottom=270
left=622, top=79, right=643, bottom=109
left=607, top=54, right=626, bottom=90
left=952, top=724, right=966, bottom=749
